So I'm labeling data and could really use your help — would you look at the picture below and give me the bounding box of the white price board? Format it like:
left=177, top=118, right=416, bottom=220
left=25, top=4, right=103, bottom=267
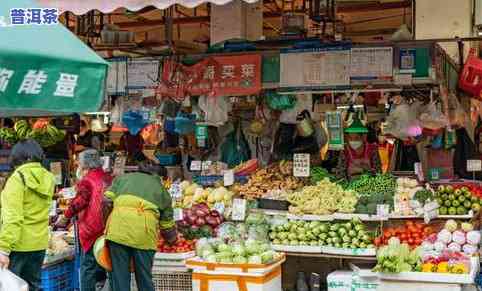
left=293, top=153, right=310, bottom=177
left=467, top=160, right=482, bottom=172
left=127, top=59, right=159, bottom=89
left=190, top=160, right=202, bottom=171
left=223, top=170, right=234, bottom=186
left=213, top=202, right=225, bottom=215
left=231, top=198, right=247, bottom=221
left=173, top=208, right=183, bottom=221
left=201, top=161, right=212, bottom=171
left=394, top=73, right=413, bottom=86
left=169, top=183, right=182, bottom=199
left=280, top=48, right=351, bottom=89
left=350, top=47, right=393, bottom=80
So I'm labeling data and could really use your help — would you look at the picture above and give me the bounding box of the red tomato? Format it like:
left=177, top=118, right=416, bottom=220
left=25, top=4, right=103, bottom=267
left=408, top=238, right=414, bottom=244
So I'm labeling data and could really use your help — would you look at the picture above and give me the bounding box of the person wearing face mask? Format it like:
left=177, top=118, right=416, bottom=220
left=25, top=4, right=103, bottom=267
left=334, top=116, right=382, bottom=180
left=55, top=149, right=113, bottom=291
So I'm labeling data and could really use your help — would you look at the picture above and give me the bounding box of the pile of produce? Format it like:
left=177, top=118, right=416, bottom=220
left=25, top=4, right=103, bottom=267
left=421, top=220, right=480, bottom=256
left=0, top=120, right=66, bottom=147
left=374, top=221, right=435, bottom=249
left=421, top=250, right=471, bottom=274
left=233, top=161, right=305, bottom=200
left=179, top=181, right=234, bottom=210
left=393, top=178, right=424, bottom=216
left=158, top=234, right=195, bottom=253
left=195, top=237, right=282, bottom=264
left=233, top=159, right=258, bottom=176
left=310, top=167, right=334, bottom=184
left=47, top=232, right=71, bottom=256
left=177, top=203, right=224, bottom=236
left=346, top=174, right=396, bottom=214
left=288, top=178, right=358, bottom=215
left=435, top=185, right=481, bottom=215
left=269, top=219, right=374, bottom=249
left=373, top=237, right=422, bottom=273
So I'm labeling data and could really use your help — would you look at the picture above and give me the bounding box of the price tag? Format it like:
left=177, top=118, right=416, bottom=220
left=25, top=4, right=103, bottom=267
left=293, top=153, right=310, bottom=177
left=214, top=202, right=225, bottom=214
left=101, top=156, right=111, bottom=172
left=59, top=187, right=76, bottom=199
left=190, top=160, right=202, bottom=171
left=224, top=170, right=234, bottom=186
left=467, top=160, right=482, bottom=172
left=169, top=183, right=182, bottom=199
left=202, top=161, right=212, bottom=171
left=423, top=201, right=439, bottom=223
left=231, top=198, right=247, bottom=221
left=414, top=162, right=424, bottom=181
left=173, top=208, right=183, bottom=221
left=376, top=204, right=390, bottom=218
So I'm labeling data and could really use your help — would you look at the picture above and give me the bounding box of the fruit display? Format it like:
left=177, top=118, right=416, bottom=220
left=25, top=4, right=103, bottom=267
left=269, top=219, right=374, bottom=249
left=287, top=178, right=358, bottom=215
left=347, top=174, right=396, bottom=214
left=157, top=234, right=195, bottom=253
left=421, top=220, right=480, bottom=256
left=435, top=185, right=481, bottom=215
left=374, top=221, right=435, bottom=248
left=0, top=119, right=66, bottom=147
left=232, top=161, right=305, bottom=200
left=178, top=181, right=234, bottom=210
left=233, top=159, right=258, bottom=176
left=47, top=232, right=72, bottom=256
left=372, top=237, right=422, bottom=273
left=195, top=237, right=282, bottom=264
left=421, top=250, right=471, bottom=274
left=393, top=178, right=424, bottom=216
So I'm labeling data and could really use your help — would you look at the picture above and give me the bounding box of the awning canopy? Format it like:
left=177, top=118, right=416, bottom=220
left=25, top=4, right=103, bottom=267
left=37, top=0, right=258, bottom=14
left=0, top=0, right=108, bottom=117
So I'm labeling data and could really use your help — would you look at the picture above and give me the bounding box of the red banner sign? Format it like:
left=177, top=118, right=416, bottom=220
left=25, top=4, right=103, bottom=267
left=157, top=54, right=262, bottom=100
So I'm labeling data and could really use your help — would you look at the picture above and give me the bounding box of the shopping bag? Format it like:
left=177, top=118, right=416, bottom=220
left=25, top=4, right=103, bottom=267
left=0, top=269, right=28, bottom=291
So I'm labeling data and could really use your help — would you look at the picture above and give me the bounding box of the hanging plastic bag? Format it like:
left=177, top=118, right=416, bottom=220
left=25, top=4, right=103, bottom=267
left=447, top=95, right=467, bottom=127
left=419, top=102, right=448, bottom=130
left=198, top=96, right=231, bottom=126
left=0, top=269, right=28, bottom=291
left=384, top=102, right=422, bottom=140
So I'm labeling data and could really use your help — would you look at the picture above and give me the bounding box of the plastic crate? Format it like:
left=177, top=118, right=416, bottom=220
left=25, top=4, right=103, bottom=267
left=257, top=198, right=290, bottom=211
left=131, top=268, right=192, bottom=291
left=193, top=175, right=248, bottom=187
left=41, top=260, right=74, bottom=291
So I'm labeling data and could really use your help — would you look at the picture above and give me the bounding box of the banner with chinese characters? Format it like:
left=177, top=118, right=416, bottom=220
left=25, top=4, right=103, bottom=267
left=0, top=0, right=108, bottom=114
left=157, top=54, right=262, bottom=99
left=280, top=47, right=351, bottom=91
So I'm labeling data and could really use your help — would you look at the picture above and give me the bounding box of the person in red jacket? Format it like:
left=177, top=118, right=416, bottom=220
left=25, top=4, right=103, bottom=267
left=56, top=149, right=113, bottom=291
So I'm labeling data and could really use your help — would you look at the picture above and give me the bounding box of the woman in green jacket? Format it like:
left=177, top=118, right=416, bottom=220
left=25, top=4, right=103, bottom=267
left=0, top=139, right=55, bottom=290
left=104, top=157, right=177, bottom=291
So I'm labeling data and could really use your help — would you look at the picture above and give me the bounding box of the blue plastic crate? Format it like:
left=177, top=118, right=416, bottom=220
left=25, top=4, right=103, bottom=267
left=41, top=260, right=74, bottom=291
left=193, top=175, right=248, bottom=187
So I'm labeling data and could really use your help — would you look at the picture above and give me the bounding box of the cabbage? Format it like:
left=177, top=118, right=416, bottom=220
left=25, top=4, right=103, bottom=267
left=421, top=241, right=433, bottom=251
left=232, top=244, right=247, bottom=257
left=461, top=222, right=474, bottom=232
left=215, top=252, right=233, bottom=262
left=220, top=257, right=233, bottom=264
left=444, top=220, right=458, bottom=232
left=463, top=244, right=478, bottom=255
left=217, top=243, right=233, bottom=253
left=437, top=229, right=452, bottom=244
left=202, top=249, right=215, bottom=259
left=245, top=239, right=260, bottom=255
left=258, top=243, right=271, bottom=253
left=452, top=231, right=466, bottom=245
left=447, top=242, right=461, bottom=252
left=260, top=251, right=276, bottom=264
left=248, top=255, right=262, bottom=264
left=233, top=256, right=248, bottom=264
left=466, top=231, right=481, bottom=245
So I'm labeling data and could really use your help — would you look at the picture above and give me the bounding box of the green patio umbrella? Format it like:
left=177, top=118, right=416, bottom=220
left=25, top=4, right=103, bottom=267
left=0, top=0, right=108, bottom=116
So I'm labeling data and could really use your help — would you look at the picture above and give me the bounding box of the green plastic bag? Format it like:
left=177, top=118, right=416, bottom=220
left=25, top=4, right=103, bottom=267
left=265, top=91, right=297, bottom=110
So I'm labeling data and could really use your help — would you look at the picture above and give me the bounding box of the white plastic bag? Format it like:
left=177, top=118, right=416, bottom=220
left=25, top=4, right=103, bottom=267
left=419, top=102, right=448, bottom=130
left=0, top=269, right=28, bottom=291
left=384, top=101, right=422, bottom=140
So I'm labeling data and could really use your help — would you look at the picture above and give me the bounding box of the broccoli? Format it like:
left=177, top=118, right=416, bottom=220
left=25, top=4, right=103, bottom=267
left=358, top=196, right=369, bottom=205
left=355, top=204, right=368, bottom=214
left=369, top=193, right=384, bottom=204
left=383, top=192, right=394, bottom=203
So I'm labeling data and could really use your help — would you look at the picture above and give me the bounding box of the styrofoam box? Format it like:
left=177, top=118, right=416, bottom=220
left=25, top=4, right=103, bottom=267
left=272, top=244, right=322, bottom=253
left=322, top=247, right=376, bottom=257
left=192, top=268, right=282, bottom=291
left=377, top=257, right=479, bottom=284
left=327, top=271, right=379, bottom=291
left=155, top=251, right=195, bottom=260
left=377, top=281, right=462, bottom=291
left=186, top=255, right=285, bottom=275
